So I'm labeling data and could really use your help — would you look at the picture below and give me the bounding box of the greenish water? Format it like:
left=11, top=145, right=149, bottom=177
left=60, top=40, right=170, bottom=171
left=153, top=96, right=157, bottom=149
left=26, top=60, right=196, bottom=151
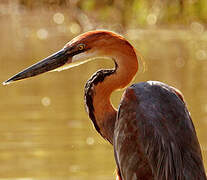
left=1, top=12, right=207, bottom=179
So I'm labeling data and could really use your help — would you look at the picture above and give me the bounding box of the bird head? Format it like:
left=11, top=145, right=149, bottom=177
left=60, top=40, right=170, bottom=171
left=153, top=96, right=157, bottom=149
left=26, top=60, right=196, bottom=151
left=3, top=30, right=128, bottom=85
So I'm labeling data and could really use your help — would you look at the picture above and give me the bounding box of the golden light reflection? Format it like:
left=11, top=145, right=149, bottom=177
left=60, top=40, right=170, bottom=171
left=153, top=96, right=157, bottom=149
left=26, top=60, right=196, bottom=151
left=86, top=137, right=95, bottom=145
left=191, top=22, right=204, bottom=34
left=67, top=120, right=82, bottom=128
left=41, top=97, right=51, bottom=107
left=32, top=150, right=48, bottom=157
left=70, top=23, right=81, bottom=34
left=146, top=14, right=157, bottom=26
left=53, top=12, right=65, bottom=24
left=204, top=105, right=207, bottom=113
left=36, top=29, right=48, bottom=40
left=69, top=165, right=80, bottom=173
left=196, top=49, right=207, bottom=60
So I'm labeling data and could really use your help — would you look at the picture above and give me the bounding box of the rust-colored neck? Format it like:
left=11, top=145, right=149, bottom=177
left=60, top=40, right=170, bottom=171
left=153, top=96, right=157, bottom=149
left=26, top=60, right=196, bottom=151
left=87, top=42, right=138, bottom=144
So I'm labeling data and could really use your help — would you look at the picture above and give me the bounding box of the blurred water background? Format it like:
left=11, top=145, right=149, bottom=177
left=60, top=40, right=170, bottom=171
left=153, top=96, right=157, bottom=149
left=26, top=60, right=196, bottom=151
left=1, top=0, right=207, bottom=179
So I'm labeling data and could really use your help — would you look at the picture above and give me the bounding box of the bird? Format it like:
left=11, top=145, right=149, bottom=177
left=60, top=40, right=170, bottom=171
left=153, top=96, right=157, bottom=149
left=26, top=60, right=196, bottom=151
left=3, top=30, right=207, bottom=180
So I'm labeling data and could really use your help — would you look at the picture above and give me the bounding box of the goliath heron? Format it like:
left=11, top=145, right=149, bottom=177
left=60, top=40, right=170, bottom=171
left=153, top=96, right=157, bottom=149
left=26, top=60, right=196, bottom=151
left=3, top=30, right=207, bottom=180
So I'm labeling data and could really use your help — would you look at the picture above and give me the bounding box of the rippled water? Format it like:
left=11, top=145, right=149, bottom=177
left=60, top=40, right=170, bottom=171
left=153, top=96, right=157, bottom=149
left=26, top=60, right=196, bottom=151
left=1, top=11, right=207, bottom=179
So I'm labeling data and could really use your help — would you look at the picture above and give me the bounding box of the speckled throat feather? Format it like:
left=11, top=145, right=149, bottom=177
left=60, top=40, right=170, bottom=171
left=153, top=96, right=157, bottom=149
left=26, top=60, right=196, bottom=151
left=84, top=68, right=116, bottom=135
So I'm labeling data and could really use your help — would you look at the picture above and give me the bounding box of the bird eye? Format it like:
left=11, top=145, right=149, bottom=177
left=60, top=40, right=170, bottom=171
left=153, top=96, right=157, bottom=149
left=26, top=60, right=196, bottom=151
left=78, top=44, right=85, bottom=51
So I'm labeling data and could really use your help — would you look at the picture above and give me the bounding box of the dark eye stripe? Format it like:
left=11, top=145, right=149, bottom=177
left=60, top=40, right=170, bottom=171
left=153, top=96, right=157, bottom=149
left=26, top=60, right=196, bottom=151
left=65, top=43, right=89, bottom=57
left=68, top=48, right=86, bottom=57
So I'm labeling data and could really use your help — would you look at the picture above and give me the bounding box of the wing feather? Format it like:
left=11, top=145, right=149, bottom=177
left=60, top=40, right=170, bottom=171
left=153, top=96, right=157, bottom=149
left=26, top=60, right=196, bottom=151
left=114, top=81, right=206, bottom=180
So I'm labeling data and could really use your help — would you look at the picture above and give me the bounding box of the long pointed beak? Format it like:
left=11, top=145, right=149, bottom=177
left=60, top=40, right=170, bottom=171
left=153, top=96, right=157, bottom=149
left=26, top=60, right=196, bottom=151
left=3, top=48, right=70, bottom=85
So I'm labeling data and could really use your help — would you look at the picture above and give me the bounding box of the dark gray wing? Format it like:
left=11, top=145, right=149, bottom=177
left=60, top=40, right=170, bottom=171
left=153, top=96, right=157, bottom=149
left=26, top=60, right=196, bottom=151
left=114, top=81, right=206, bottom=180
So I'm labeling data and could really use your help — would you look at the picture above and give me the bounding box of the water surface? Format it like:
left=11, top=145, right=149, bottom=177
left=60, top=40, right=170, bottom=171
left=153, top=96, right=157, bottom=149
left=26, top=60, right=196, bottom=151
left=1, top=13, right=207, bottom=179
